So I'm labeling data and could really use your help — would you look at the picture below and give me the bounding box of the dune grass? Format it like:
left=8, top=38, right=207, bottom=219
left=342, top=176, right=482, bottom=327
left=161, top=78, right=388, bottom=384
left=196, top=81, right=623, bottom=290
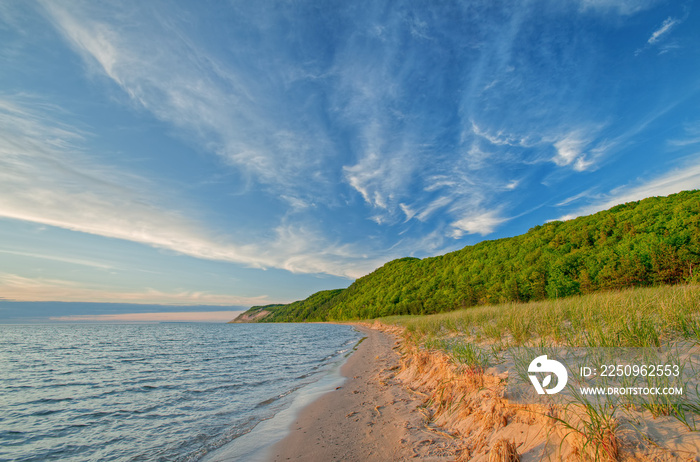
left=381, top=284, right=700, bottom=457
left=380, top=284, right=700, bottom=349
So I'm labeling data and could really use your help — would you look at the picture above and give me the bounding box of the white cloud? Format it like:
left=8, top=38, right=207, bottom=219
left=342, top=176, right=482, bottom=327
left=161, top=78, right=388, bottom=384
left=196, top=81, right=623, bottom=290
left=557, top=159, right=700, bottom=221
left=547, top=126, right=611, bottom=172
left=0, top=96, right=373, bottom=278
left=647, top=17, right=679, bottom=44
left=258, top=224, right=383, bottom=278
left=636, top=15, right=686, bottom=55
left=578, top=0, right=660, bottom=16
left=555, top=188, right=596, bottom=207
left=669, top=121, right=700, bottom=147
left=424, top=174, right=459, bottom=192
left=471, top=120, right=606, bottom=173
left=553, top=133, right=589, bottom=168
left=0, top=249, right=113, bottom=270
left=415, top=196, right=452, bottom=221
left=280, top=195, right=314, bottom=211
left=0, top=272, right=266, bottom=306
left=451, top=210, right=507, bottom=237
left=399, top=203, right=416, bottom=221
left=343, top=152, right=384, bottom=207
left=0, top=100, right=239, bottom=262
left=39, top=1, right=334, bottom=199
left=342, top=144, right=415, bottom=213
left=470, top=121, right=533, bottom=148
left=404, top=229, right=451, bottom=256
left=657, top=42, right=681, bottom=55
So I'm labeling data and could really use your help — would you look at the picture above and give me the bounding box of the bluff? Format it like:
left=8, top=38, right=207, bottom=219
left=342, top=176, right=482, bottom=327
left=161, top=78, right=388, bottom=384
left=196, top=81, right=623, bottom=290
left=231, top=190, right=700, bottom=323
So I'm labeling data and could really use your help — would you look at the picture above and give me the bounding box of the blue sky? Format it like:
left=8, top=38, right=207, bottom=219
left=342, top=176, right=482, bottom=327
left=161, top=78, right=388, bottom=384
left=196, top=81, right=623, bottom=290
left=1, top=0, right=699, bottom=320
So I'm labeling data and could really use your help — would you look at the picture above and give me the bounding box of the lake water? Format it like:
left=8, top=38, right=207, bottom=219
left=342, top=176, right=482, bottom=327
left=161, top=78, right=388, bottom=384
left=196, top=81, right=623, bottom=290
left=0, top=323, right=362, bottom=461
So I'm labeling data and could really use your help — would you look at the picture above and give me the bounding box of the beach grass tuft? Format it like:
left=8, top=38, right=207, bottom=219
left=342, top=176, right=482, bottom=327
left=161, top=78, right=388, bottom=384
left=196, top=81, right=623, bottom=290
left=486, top=438, right=520, bottom=462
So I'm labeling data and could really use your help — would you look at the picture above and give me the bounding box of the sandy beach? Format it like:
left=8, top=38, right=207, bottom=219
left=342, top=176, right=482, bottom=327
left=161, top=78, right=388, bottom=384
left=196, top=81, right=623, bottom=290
left=268, top=323, right=700, bottom=462
left=268, top=325, right=462, bottom=461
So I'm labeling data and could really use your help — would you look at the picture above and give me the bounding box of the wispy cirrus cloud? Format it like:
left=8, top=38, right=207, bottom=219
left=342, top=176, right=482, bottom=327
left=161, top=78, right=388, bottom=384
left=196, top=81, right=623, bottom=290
left=577, top=0, right=661, bottom=16
left=0, top=249, right=113, bottom=270
left=455, top=2, right=616, bottom=178
left=327, top=4, right=535, bottom=234
left=0, top=96, right=376, bottom=278
left=557, top=158, right=700, bottom=221
left=669, top=121, right=700, bottom=147
left=552, top=131, right=596, bottom=172
left=470, top=121, right=535, bottom=148
left=647, top=17, right=681, bottom=44
left=342, top=148, right=414, bottom=212
left=451, top=209, right=508, bottom=238
left=0, top=272, right=266, bottom=306
left=636, top=13, right=688, bottom=55
left=39, top=0, right=336, bottom=202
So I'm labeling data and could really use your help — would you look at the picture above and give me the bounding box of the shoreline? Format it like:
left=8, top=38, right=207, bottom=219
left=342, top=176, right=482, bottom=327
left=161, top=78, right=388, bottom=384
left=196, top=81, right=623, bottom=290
left=267, top=324, right=462, bottom=461
left=201, top=325, right=363, bottom=462
left=213, top=320, right=700, bottom=461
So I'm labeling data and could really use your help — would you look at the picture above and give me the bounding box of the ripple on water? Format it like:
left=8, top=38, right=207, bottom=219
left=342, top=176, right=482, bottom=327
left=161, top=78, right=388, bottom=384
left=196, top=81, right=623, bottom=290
left=0, top=323, right=361, bottom=462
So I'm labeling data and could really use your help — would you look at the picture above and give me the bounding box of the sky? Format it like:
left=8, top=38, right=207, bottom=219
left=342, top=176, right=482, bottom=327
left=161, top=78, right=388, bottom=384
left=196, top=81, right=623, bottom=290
left=1, top=0, right=699, bottom=321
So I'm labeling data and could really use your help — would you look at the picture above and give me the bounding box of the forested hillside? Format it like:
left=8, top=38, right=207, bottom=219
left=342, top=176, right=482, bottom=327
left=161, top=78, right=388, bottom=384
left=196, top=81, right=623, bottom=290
left=232, top=190, right=700, bottom=322
left=238, top=289, right=344, bottom=323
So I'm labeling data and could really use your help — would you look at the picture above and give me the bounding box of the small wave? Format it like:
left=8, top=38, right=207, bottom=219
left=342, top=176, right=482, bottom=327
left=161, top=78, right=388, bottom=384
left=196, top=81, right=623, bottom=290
left=46, top=381, right=97, bottom=388
left=253, top=397, right=278, bottom=408
left=0, top=430, right=25, bottom=439
left=81, top=410, right=113, bottom=419
left=109, top=405, right=161, bottom=416
left=187, top=383, right=244, bottom=395
left=3, top=384, right=32, bottom=390
left=25, top=396, right=74, bottom=405
left=119, top=357, right=147, bottom=362
left=29, top=408, right=65, bottom=417
left=253, top=383, right=305, bottom=409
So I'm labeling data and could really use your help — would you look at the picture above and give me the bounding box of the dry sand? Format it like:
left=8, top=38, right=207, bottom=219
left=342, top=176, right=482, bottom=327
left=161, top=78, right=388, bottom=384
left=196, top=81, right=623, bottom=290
left=268, top=325, right=462, bottom=461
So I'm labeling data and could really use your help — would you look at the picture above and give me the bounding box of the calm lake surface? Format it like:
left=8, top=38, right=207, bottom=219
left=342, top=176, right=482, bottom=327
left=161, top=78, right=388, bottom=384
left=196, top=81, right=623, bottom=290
left=0, top=323, right=361, bottom=461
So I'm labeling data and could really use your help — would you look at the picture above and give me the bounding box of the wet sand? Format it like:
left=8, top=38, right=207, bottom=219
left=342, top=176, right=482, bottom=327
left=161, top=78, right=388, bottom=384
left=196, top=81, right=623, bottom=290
left=268, top=325, right=461, bottom=462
